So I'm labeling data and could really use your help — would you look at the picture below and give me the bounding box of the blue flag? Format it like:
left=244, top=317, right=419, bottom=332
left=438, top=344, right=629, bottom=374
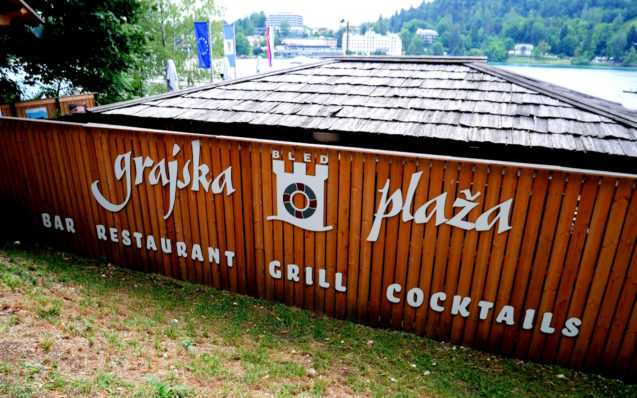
left=194, top=22, right=210, bottom=69
left=222, top=24, right=236, bottom=71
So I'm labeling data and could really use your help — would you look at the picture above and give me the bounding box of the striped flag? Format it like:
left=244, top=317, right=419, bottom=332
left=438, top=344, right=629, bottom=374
left=266, top=26, right=273, bottom=67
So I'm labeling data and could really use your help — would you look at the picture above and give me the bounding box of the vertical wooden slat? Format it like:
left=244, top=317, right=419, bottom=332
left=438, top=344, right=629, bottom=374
left=251, top=142, right=266, bottom=297
left=304, top=148, right=319, bottom=311
left=135, top=133, right=163, bottom=277
left=346, top=151, right=364, bottom=320
left=292, top=146, right=305, bottom=308
left=474, top=166, right=518, bottom=348
left=240, top=143, right=256, bottom=296
left=584, top=185, right=637, bottom=369
left=356, top=153, right=378, bottom=323
left=221, top=141, right=238, bottom=292
left=313, top=148, right=328, bottom=314
left=601, top=245, right=637, bottom=370
left=324, top=149, right=339, bottom=316
left=379, top=156, right=403, bottom=327
left=260, top=144, right=275, bottom=301
left=211, top=139, right=229, bottom=289
left=368, top=154, right=390, bottom=326
left=415, top=159, right=446, bottom=335
left=438, top=161, right=473, bottom=340
left=427, top=161, right=459, bottom=338
left=335, top=151, right=351, bottom=318
left=556, top=177, right=616, bottom=366
left=499, top=169, right=550, bottom=354
left=390, top=158, right=417, bottom=330
left=525, top=173, right=583, bottom=360
left=614, top=295, right=637, bottom=378
left=402, top=158, right=431, bottom=332
left=512, top=172, right=567, bottom=358
left=230, top=141, right=247, bottom=294
left=462, top=165, right=504, bottom=346
left=569, top=178, right=633, bottom=367
left=449, top=163, right=488, bottom=343
left=540, top=175, right=600, bottom=362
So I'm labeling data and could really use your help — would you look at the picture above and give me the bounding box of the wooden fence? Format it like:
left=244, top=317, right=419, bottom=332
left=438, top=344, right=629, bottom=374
left=0, top=117, right=635, bottom=378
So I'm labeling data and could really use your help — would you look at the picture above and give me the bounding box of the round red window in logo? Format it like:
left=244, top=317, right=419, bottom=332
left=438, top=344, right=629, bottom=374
left=282, top=182, right=317, bottom=219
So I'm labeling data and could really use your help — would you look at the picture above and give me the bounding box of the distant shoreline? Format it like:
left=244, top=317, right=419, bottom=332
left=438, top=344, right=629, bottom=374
left=501, top=56, right=637, bottom=68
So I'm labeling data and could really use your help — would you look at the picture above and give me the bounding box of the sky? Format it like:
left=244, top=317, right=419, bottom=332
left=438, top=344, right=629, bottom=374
left=215, top=0, right=427, bottom=30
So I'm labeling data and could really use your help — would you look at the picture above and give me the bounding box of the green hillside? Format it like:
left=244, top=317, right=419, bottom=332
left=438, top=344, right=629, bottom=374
left=361, top=0, right=637, bottom=64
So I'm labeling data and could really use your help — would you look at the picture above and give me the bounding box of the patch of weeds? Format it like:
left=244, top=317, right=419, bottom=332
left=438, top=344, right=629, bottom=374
left=277, top=383, right=303, bottom=397
left=23, top=362, right=42, bottom=375
left=35, top=303, right=61, bottom=321
left=145, top=374, right=192, bottom=397
left=8, top=315, right=20, bottom=326
left=95, top=371, right=117, bottom=391
left=181, top=338, right=194, bottom=352
left=2, top=274, right=21, bottom=291
left=164, top=325, right=179, bottom=340
left=39, top=334, right=56, bottom=352
left=0, top=362, right=10, bottom=373
left=311, top=379, right=327, bottom=397
left=191, top=352, right=222, bottom=378
left=44, top=369, right=70, bottom=390
left=270, top=361, right=307, bottom=378
left=101, top=330, right=122, bottom=348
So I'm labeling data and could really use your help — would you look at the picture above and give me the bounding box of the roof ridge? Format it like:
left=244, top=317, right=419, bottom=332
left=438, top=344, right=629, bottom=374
left=90, top=59, right=337, bottom=114
left=466, top=62, right=637, bottom=129
left=327, top=55, right=487, bottom=64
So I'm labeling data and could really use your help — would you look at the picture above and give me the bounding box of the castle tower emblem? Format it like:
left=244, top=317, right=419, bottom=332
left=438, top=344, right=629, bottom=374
left=267, top=160, right=333, bottom=231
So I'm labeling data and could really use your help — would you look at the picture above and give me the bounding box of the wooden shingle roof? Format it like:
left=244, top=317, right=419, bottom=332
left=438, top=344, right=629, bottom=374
left=89, top=56, right=637, bottom=162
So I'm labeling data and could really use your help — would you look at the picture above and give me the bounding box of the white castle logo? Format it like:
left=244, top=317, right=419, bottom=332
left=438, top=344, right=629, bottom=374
left=267, top=159, right=333, bottom=231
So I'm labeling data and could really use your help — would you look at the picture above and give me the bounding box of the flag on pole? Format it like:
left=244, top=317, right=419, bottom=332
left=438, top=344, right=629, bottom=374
left=222, top=23, right=236, bottom=78
left=194, top=22, right=211, bottom=69
left=265, top=26, right=274, bottom=67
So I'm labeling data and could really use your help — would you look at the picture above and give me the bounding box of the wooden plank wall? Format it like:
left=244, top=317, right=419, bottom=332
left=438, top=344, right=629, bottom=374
left=0, top=103, right=14, bottom=117
left=58, top=94, right=96, bottom=115
left=14, top=98, right=58, bottom=118
left=0, top=118, right=635, bottom=378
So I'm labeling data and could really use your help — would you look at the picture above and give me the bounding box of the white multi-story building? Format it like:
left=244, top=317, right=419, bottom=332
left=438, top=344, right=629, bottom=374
left=416, top=29, right=439, bottom=44
left=265, top=13, right=303, bottom=30
left=345, top=30, right=402, bottom=56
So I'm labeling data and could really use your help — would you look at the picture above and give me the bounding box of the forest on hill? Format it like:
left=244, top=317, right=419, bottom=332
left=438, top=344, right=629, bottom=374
left=362, top=0, right=637, bottom=63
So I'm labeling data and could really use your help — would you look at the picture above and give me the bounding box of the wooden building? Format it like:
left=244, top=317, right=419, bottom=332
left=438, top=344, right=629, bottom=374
left=2, top=56, right=636, bottom=378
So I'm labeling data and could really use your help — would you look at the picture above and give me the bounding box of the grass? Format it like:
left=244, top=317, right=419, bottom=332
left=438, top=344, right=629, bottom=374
left=0, top=242, right=634, bottom=397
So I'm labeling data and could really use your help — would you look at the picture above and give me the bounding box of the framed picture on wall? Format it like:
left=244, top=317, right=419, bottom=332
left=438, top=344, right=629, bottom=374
left=25, top=107, right=48, bottom=119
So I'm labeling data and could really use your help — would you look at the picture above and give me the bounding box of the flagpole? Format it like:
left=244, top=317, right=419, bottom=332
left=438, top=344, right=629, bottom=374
left=208, top=20, right=214, bottom=83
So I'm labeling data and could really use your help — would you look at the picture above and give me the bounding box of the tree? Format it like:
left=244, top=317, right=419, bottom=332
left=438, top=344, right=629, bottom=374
left=607, top=31, right=627, bottom=62
left=432, top=41, right=444, bottom=55
left=485, top=38, right=507, bottom=62
left=533, top=40, right=551, bottom=59
left=278, top=20, right=290, bottom=38
left=1, top=0, right=147, bottom=104
left=235, top=32, right=250, bottom=56
left=140, top=0, right=222, bottom=96
left=407, top=35, right=425, bottom=55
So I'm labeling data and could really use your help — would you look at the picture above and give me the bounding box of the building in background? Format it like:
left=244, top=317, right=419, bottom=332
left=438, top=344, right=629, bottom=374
left=416, top=29, right=439, bottom=44
left=279, top=38, right=340, bottom=57
left=514, top=44, right=534, bottom=56
left=265, top=12, right=303, bottom=30
left=346, top=30, right=402, bottom=56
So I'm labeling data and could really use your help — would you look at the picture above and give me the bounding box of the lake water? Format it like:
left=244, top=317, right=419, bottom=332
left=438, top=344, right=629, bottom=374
left=493, top=64, right=637, bottom=110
